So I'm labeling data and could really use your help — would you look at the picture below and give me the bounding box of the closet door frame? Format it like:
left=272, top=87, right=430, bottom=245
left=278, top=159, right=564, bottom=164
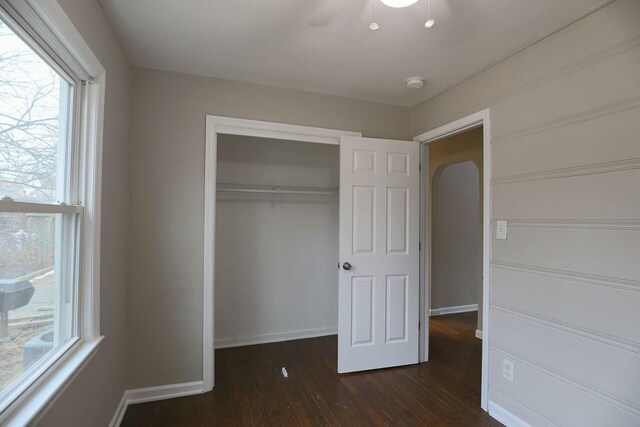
left=203, top=115, right=360, bottom=391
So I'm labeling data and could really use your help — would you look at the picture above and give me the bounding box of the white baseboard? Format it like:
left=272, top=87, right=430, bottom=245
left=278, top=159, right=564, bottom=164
left=429, top=304, right=478, bottom=316
left=488, top=401, right=531, bottom=427
left=215, top=326, right=337, bottom=349
left=475, top=329, right=483, bottom=339
left=109, top=381, right=204, bottom=427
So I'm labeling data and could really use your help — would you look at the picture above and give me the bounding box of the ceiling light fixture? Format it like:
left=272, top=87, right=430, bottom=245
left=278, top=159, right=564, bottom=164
left=380, top=0, right=419, bottom=8
left=424, top=0, right=435, bottom=28
left=369, top=0, right=379, bottom=31
left=368, top=0, right=437, bottom=31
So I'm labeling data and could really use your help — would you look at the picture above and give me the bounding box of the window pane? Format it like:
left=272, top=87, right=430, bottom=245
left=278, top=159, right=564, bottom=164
left=0, top=19, right=72, bottom=203
left=0, top=212, right=75, bottom=399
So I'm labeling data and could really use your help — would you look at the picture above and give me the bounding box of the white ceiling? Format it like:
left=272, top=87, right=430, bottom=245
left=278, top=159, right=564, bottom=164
left=99, top=0, right=607, bottom=107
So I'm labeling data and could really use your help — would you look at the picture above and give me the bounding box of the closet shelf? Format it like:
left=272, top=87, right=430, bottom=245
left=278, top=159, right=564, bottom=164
left=216, top=182, right=338, bottom=196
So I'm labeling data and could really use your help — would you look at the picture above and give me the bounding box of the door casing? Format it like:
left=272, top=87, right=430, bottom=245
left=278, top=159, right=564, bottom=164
left=413, top=109, right=491, bottom=411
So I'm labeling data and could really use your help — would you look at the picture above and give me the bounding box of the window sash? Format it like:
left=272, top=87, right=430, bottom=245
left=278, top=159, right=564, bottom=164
left=0, top=2, right=89, bottom=84
left=0, top=1, right=90, bottom=419
left=0, top=0, right=104, bottom=423
left=0, top=200, right=83, bottom=215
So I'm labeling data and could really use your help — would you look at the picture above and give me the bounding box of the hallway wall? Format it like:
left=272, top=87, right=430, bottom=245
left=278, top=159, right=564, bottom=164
left=428, top=127, right=483, bottom=330
left=431, top=161, right=481, bottom=316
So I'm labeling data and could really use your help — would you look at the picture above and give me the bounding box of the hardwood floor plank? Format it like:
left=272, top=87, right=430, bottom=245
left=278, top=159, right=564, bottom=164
left=121, top=312, right=501, bottom=426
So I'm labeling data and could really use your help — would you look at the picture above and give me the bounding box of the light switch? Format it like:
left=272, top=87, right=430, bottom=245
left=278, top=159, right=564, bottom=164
left=496, top=220, right=508, bottom=240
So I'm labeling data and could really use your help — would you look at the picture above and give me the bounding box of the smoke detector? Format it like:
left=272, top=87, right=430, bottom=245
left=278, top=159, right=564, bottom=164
left=406, top=77, right=425, bottom=90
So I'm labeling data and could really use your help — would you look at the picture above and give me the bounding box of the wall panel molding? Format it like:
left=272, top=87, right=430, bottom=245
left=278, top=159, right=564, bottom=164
left=420, top=31, right=640, bottom=133
left=493, top=95, right=640, bottom=145
left=492, top=157, right=640, bottom=185
left=491, top=346, right=640, bottom=419
left=490, top=219, right=640, bottom=231
left=492, top=261, right=640, bottom=293
left=492, top=303, right=640, bottom=356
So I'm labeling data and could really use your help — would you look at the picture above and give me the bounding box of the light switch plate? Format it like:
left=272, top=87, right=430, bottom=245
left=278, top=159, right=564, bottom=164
left=496, top=220, right=508, bottom=240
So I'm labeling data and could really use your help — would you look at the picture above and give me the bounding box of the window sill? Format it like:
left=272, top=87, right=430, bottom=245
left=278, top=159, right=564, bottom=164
left=1, top=336, right=104, bottom=426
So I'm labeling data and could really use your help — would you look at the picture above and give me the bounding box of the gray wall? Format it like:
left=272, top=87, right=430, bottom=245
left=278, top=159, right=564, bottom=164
left=38, top=0, right=131, bottom=425
left=127, top=67, right=411, bottom=388
left=215, top=136, right=339, bottom=347
left=427, top=127, right=484, bottom=330
left=413, top=0, right=640, bottom=424
left=431, top=161, right=480, bottom=312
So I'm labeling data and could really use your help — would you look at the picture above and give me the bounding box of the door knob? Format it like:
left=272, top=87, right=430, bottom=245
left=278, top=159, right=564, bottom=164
left=342, top=262, right=352, bottom=271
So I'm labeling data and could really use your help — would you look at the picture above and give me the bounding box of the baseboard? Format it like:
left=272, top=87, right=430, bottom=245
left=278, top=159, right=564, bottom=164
left=475, top=329, right=483, bottom=339
left=109, top=381, right=204, bottom=426
left=126, top=381, right=204, bottom=405
left=429, top=304, right=478, bottom=316
left=488, top=401, right=531, bottom=427
left=215, top=326, right=337, bottom=349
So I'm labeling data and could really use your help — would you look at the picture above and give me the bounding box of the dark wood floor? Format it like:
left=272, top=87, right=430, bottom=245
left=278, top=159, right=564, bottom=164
left=122, top=312, right=500, bottom=426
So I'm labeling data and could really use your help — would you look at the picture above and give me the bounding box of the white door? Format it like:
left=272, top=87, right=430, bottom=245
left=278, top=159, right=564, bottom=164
left=338, top=136, right=420, bottom=373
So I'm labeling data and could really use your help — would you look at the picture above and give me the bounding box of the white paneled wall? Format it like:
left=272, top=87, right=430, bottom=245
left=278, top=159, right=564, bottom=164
left=412, top=0, right=640, bottom=424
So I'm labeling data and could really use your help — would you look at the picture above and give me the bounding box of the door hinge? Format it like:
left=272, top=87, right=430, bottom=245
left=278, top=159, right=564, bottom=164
left=419, top=162, right=422, bottom=172
left=418, top=321, right=421, bottom=330
left=419, top=241, right=421, bottom=251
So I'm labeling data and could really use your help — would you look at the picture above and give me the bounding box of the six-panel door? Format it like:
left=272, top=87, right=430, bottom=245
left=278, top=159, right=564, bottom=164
left=338, top=137, right=420, bottom=373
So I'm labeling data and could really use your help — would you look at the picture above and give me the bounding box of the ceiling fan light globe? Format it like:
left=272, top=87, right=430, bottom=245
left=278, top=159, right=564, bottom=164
left=380, top=0, right=420, bottom=8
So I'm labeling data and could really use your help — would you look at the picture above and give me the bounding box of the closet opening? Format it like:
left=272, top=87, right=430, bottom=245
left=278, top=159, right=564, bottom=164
left=214, top=134, right=340, bottom=350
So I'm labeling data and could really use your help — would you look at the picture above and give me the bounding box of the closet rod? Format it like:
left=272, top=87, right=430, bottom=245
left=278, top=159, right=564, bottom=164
left=216, top=183, right=338, bottom=196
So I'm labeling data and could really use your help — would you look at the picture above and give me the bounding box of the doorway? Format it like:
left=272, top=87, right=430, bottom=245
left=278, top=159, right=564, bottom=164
left=430, top=129, right=483, bottom=335
left=214, top=135, right=340, bottom=349
left=414, top=109, right=491, bottom=410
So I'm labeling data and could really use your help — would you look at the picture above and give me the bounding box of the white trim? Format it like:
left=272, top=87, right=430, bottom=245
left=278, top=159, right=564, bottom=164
left=488, top=401, right=532, bottom=427
left=429, top=304, right=478, bottom=316
left=108, top=382, right=204, bottom=427
left=0, top=200, right=82, bottom=214
left=108, top=392, right=128, bottom=427
left=215, top=326, right=338, bottom=349
left=204, top=116, right=361, bottom=392
left=2, top=338, right=103, bottom=426
left=414, top=108, right=491, bottom=411
left=476, top=329, right=483, bottom=340
left=126, top=381, right=204, bottom=405
left=418, top=143, right=429, bottom=363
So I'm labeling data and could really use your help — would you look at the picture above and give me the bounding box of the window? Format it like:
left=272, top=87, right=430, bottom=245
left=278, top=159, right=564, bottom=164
left=0, top=1, right=104, bottom=423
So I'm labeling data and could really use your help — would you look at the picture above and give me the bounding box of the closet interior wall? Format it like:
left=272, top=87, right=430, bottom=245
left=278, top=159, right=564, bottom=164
left=215, top=135, right=339, bottom=348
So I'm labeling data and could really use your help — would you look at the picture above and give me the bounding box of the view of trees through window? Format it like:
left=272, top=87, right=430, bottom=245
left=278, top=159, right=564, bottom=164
left=0, top=18, right=74, bottom=397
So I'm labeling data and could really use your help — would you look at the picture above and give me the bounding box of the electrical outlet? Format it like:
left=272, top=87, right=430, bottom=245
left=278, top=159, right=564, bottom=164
left=503, top=358, right=514, bottom=382
left=496, top=220, right=508, bottom=240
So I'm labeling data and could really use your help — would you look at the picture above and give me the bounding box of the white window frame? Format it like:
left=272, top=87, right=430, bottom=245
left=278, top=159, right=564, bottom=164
left=0, top=0, right=105, bottom=425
